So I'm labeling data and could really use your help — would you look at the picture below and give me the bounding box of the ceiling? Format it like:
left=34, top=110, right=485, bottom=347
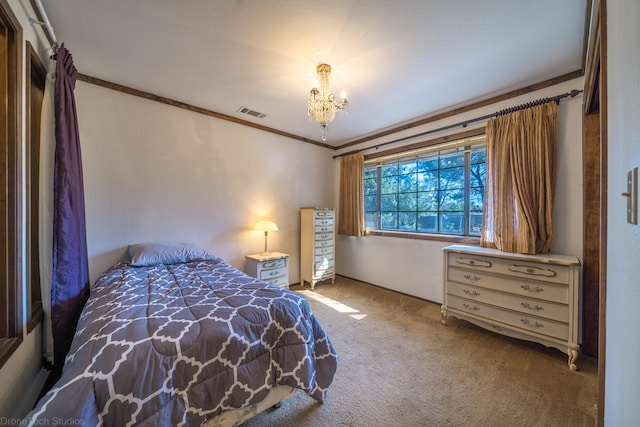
left=38, top=0, right=588, bottom=148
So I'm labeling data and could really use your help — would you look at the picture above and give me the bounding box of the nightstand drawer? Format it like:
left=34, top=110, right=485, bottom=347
left=263, top=276, right=288, bottom=287
left=259, top=266, right=287, bottom=281
left=261, top=258, right=285, bottom=269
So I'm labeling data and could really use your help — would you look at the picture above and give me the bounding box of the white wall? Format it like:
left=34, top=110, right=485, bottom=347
left=76, top=83, right=336, bottom=285
left=605, top=0, right=640, bottom=424
left=335, top=78, right=584, bottom=302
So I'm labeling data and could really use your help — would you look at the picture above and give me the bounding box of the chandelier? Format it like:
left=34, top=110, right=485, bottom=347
left=308, top=63, right=348, bottom=141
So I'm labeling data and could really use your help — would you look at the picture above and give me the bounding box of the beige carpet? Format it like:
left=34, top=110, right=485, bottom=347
left=242, top=276, right=598, bottom=427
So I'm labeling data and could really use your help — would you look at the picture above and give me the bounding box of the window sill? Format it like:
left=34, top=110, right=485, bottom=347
left=365, top=230, right=481, bottom=244
left=0, top=338, right=22, bottom=369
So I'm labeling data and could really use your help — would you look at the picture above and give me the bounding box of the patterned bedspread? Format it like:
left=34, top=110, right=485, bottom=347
left=26, top=258, right=338, bottom=426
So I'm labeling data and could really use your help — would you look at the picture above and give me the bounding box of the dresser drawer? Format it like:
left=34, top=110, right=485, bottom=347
left=315, top=232, right=333, bottom=241
left=447, top=267, right=568, bottom=304
left=314, top=224, right=334, bottom=233
left=447, top=295, right=568, bottom=340
left=315, top=246, right=333, bottom=256
left=447, top=281, right=568, bottom=322
left=314, top=239, right=334, bottom=248
left=314, top=253, right=333, bottom=263
left=314, top=210, right=334, bottom=219
left=448, top=252, right=570, bottom=285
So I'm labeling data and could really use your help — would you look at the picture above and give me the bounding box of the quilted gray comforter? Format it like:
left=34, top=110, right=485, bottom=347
left=26, top=259, right=338, bottom=426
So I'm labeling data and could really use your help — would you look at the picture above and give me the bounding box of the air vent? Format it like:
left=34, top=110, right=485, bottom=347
left=237, top=106, right=267, bottom=119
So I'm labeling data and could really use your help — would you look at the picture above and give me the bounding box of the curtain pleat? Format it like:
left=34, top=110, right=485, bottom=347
left=51, top=44, right=90, bottom=371
left=39, top=56, right=56, bottom=364
left=481, top=102, right=557, bottom=254
left=338, top=153, right=365, bottom=237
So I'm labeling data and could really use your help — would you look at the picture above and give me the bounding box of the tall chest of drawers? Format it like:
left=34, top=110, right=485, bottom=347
left=441, top=245, right=581, bottom=370
left=300, top=208, right=336, bottom=289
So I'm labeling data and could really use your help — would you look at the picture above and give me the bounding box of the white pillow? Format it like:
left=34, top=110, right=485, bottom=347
left=128, top=242, right=217, bottom=266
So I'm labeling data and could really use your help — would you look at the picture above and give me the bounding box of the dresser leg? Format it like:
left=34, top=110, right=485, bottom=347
left=440, top=306, right=447, bottom=325
left=567, top=348, right=579, bottom=371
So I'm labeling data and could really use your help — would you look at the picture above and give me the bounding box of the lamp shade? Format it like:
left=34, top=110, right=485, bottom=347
left=254, top=221, right=278, bottom=232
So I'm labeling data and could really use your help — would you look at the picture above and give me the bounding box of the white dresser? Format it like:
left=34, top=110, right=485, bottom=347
left=300, top=208, right=335, bottom=289
left=441, top=245, right=581, bottom=370
left=245, top=252, right=289, bottom=288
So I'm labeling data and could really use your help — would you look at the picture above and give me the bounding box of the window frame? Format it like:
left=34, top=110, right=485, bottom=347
left=0, top=0, right=22, bottom=368
left=363, top=129, right=485, bottom=243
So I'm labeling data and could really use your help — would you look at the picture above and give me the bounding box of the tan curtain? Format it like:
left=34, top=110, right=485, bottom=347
left=338, top=152, right=365, bottom=237
left=481, top=102, right=558, bottom=254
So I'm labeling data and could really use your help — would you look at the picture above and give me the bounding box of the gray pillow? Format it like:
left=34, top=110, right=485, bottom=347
left=128, top=242, right=217, bottom=266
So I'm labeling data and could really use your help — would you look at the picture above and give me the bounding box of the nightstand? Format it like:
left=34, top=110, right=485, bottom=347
left=245, top=252, right=289, bottom=288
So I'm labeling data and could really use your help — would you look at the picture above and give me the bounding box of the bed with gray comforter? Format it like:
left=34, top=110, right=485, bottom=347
left=26, top=256, right=338, bottom=426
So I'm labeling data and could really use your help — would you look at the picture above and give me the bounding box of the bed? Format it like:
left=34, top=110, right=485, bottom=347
left=25, top=243, right=338, bottom=426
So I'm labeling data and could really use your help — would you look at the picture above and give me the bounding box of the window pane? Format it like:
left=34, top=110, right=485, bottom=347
left=417, top=213, right=437, bottom=232
left=440, top=213, right=464, bottom=234
left=469, top=213, right=483, bottom=236
left=364, top=178, right=377, bottom=195
left=381, top=194, right=398, bottom=211
left=417, top=170, right=438, bottom=191
left=471, top=150, right=486, bottom=164
left=439, top=166, right=464, bottom=189
left=440, top=153, right=464, bottom=168
left=399, top=160, right=417, bottom=174
left=418, top=158, right=438, bottom=172
left=381, top=175, right=398, bottom=194
left=381, top=163, right=398, bottom=177
left=470, top=188, right=484, bottom=211
left=398, top=212, right=417, bottom=231
left=418, top=191, right=438, bottom=211
left=364, top=195, right=377, bottom=212
left=470, top=162, right=485, bottom=189
left=364, top=168, right=377, bottom=180
left=398, top=193, right=417, bottom=211
left=439, top=189, right=464, bottom=211
left=381, top=212, right=397, bottom=229
left=398, top=173, right=417, bottom=192
left=365, top=212, right=378, bottom=230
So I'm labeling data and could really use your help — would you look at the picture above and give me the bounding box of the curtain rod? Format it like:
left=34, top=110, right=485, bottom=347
left=333, top=89, right=583, bottom=159
left=29, top=0, right=59, bottom=54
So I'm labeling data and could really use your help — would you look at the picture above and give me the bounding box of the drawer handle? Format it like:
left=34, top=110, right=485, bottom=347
left=520, top=318, right=544, bottom=329
left=463, top=289, right=480, bottom=297
left=520, top=302, right=544, bottom=311
left=462, top=303, right=480, bottom=312
left=456, top=257, right=492, bottom=268
left=520, top=284, right=545, bottom=293
left=508, top=264, right=557, bottom=278
left=463, top=274, right=482, bottom=282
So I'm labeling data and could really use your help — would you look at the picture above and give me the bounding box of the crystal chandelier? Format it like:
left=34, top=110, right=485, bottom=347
left=308, top=64, right=348, bottom=141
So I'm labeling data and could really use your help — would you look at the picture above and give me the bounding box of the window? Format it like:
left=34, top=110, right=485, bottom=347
left=0, top=0, right=21, bottom=367
left=26, top=41, right=45, bottom=332
left=364, top=136, right=486, bottom=237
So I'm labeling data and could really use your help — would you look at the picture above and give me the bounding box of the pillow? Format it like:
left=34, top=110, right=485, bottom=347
left=128, top=242, right=217, bottom=266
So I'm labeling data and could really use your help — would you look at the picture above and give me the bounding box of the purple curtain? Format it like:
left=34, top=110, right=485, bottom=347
left=51, top=44, right=90, bottom=371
